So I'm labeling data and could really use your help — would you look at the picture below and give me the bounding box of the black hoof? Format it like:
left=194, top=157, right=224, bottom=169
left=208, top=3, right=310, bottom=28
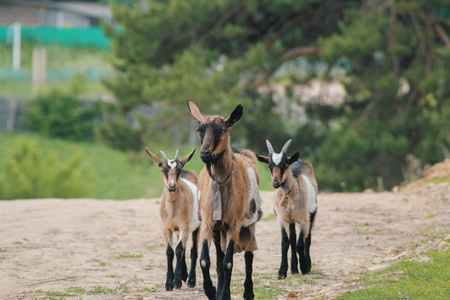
left=165, top=281, right=174, bottom=291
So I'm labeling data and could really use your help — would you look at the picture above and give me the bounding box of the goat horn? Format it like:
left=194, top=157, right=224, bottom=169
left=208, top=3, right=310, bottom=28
left=160, top=151, right=168, bottom=160
left=266, top=140, right=274, bottom=154
left=281, top=139, right=292, bottom=154
left=174, top=149, right=179, bottom=160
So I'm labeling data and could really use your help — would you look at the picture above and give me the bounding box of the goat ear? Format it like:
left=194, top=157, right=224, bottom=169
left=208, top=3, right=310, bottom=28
left=288, top=152, right=300, bottom=165
left=187, top=99, right=204, bottom=123
left=180, top=148, right=196, bottom=166
left=225, top=104, right=243, bottom=127
left=257, top=155, right=269, bottom=164
left=145, top=148, right=163, bottom=167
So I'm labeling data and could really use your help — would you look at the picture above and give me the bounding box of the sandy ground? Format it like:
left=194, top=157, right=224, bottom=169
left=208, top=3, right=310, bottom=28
left=0, top=183, right=449, bottom=299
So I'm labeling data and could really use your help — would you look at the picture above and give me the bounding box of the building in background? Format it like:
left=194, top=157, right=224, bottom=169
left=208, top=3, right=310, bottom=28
left=0, top=0, right=112, bottom=28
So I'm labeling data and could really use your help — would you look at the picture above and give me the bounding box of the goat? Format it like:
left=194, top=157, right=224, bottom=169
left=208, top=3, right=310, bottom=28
left=145, top=147, right=200, bottom=290
left=257, top=139, right=318, bottom=279
left=187, top=99, right=263, bottom=300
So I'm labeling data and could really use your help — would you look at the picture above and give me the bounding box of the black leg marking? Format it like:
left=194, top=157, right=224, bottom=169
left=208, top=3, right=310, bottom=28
left=174, top=241, right=184, bottom=289
left=278, top=227, right=289, bottom=279
left=200, top=240, right=216, bottom=300
left=219, top=239, right=234, bottom=300
left=213, top=229, right=224, bottom=297
left=188, top=228, right=199, bottom=288
left=289, top=223, right=299, bottom=274
left=243, top=251, right=254, bottom=300
left=165, top=245, right=174, bottom=291
left=297, top=231, right=310, bottom=274
left=305, top=211, right=316, bottom=273
left=181, top=249, right=188, bottom=282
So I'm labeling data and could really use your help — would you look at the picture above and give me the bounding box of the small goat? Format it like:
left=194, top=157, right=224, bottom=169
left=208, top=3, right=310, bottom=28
left=187, top=99, right=263, bottom=300
left=145, top=147, right=200, bottom=290
left=257, top=139, right=318, bottom=278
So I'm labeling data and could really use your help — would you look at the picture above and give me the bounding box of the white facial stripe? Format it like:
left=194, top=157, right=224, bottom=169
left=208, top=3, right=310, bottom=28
left=167, top=159, right=177, bottom=169
left=272, top=153, right=283, bottom=165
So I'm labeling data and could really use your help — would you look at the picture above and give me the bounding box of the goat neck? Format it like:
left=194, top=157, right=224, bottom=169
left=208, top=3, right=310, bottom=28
left=164, top=186, right=181, bottom=203
left=208, top=145, right=234, bottom=184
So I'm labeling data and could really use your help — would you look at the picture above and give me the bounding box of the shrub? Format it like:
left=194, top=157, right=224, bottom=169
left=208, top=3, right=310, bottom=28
left=25, top=89, right=101, bottom=141
left=0, top=138, right=92, bottom=199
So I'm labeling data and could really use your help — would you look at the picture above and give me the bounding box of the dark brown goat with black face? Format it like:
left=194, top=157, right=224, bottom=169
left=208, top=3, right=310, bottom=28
left=187, top=99, right=263, bottom=300
left=145, top=148, right=200, bottom=291
left=257, top=139, right=318, bottom=279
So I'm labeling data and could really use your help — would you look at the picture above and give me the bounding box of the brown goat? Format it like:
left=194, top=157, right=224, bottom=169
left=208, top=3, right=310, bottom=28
left=187, top=100, right=262, bottom=300
left=145, top=148, right=200, bottom=290
left=257, top=139, right=318, bottom=278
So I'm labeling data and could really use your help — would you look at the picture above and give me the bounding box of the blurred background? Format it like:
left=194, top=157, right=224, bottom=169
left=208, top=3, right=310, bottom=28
left=0, top=0, right=449, bottom=200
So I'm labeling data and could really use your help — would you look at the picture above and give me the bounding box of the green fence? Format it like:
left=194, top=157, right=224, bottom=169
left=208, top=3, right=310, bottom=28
left=0, top=27, right=111, bottom=50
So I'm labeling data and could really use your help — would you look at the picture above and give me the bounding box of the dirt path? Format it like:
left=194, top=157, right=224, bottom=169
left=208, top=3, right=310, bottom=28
left=0, top=186, right=449, bottom=299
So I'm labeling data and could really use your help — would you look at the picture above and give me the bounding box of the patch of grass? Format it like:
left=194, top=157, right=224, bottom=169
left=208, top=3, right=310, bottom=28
left=106, top=274, right=118, bottom=278
left=33, top=286, right=86, bottom=298
left=262, top=213, right=277, bottom=221
left=92, top=258, right=111, bottom=266
left=147, top=244, right=165, bottom=251
left=0, top=133, right=157, bottom=199
left=341, top=247, right=450, bottom=300
left=117, top=253, right=143, bottom=258
left=142, top=287, right=156, bottom=292
left=88, top=285, right=116, bottom=295
left=424, top=212, right=438, bottom=219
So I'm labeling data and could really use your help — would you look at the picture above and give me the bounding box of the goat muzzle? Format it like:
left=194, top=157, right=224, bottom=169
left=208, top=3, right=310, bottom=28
left=200, top=148, right=212, bottom=163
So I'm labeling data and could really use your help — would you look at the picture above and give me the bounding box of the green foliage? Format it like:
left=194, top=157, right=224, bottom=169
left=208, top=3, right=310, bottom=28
left=96, top=114, right=143, bottom=151
left=341, top=247, right=450, bottom=299
left=25, top=89, right=102, bottom=141
left=104, top=0, right=450, bottom=191
left=0, top=138, right=91, bottom=199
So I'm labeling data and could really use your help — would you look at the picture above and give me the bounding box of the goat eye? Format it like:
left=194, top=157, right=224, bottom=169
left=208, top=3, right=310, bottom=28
left=222, top=128, right=227, bottom=134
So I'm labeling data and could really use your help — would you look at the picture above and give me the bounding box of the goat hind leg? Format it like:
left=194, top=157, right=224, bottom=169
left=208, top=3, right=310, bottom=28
left=174, top=241, right=185, bottom=289
left=219, top=239, right=234, bottom=300
left=243, top=251, right=254, bottom=300
left=213, top=229, right=225, bottom=297
left=187, top=228, right=199, bottom=287
left=289, top=223, right=299, bottom=274
left=297, top=231, right=311, bottom=274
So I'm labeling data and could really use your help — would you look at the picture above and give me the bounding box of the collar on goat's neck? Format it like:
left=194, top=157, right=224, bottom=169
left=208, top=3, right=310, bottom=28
left=206, top=147, right=234, bottom=186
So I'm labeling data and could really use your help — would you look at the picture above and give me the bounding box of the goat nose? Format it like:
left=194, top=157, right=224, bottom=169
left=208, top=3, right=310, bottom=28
left=273, top=181, right=280, bottom=188
left=201, top=148, right=211, bottom=155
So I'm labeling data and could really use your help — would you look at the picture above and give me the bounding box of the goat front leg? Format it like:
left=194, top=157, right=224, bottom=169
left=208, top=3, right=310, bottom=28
left=200, top=238, right=216, bottom=300
left=162, top=229, right=174, bottom=291
left=278, top=226, right=289, bottom=279
left=289, top=222, right=299, bottom=274
left=243, top=251, right=254, bottom=300
left=219, top=239, right=234, bottom=300
left=187, top=228, right=199, bottom=287
left=165, top=244, right=175, bottom=291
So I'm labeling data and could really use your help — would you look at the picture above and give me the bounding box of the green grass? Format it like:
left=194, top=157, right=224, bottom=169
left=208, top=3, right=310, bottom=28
left=341, top=247, right=450, bottom=300
left=117, top=253, right=143, bottom=258
left=0, top=133, right=156, bottom=199
left=0, top=133, right=274, bottom=200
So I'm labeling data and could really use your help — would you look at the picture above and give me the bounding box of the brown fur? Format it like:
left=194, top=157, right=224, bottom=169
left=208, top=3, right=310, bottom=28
left=145, top=148, right=200, bottom=248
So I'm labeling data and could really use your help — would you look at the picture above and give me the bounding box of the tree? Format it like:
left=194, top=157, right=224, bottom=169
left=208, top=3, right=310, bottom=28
left=103, top=0, right=450, bottom=191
